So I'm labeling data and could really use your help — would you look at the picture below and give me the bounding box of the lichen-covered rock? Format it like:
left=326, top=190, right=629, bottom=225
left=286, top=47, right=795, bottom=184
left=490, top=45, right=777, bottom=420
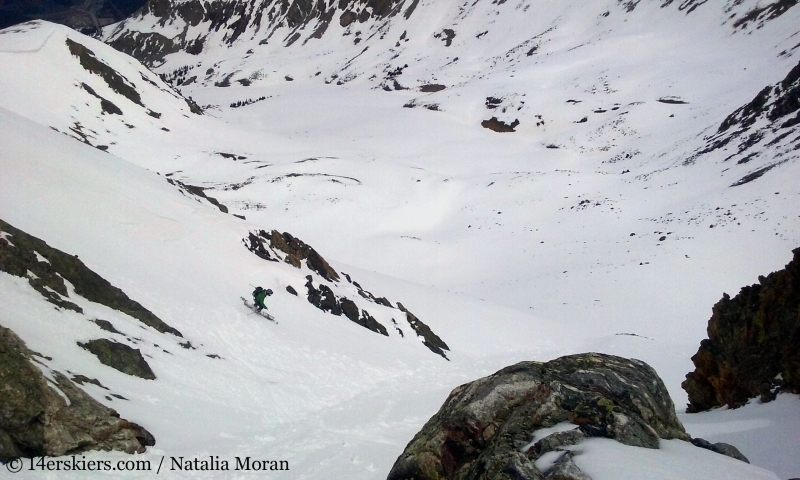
left=387, top=353, right=689, bottom=480
left=682, top=247, right=800, bottom=412
left=544, top=451, right=590, bottom=480
left=0, top=325, right=154, bottom=462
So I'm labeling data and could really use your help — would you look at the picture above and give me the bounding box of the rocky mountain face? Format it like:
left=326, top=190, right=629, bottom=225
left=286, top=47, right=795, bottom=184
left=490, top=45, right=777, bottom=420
left=687, top=60, right=800, bottom=187
left=682, top=247, right=800, bottom=412
left=387, top=353, right=707, bottom=480
left=105, top=0, right=412, bottom=66
left=0, top=325, right=155, bottom=461
left=97, top=0, right=800, bottom=195
left=104, top=0, right=800, bottom=69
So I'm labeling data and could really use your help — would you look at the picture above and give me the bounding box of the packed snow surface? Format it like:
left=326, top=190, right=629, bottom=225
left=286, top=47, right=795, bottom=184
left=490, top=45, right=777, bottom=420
left=1, top=0, right=799, bottom=477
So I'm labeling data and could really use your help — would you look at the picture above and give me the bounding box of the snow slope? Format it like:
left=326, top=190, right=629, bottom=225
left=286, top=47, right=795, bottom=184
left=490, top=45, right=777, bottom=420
left=0, top=102, right=573, bottom=477
left=0, top=105, right=790, bottom=480
left=0, top=0, right=799, bottom=475
left=95, top=0, right=800, bottom=349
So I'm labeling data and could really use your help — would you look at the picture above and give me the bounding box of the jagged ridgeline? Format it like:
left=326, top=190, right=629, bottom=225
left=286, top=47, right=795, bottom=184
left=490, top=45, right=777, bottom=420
left=105, top=0, right=416, bottom=65
left=103, top=0, right=800, bottom=69
left=685, top=59, right=800, bottom=187
left=243, top=229, right=450, bottom=358
left=0, top=218, right=181, bottom=336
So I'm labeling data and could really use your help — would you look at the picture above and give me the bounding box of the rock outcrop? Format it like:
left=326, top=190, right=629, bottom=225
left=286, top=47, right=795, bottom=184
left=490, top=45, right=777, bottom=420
left=682, top=247, right=800, bottom=412
left=64, top=38, right=203, bottom=117
left=481, top=117, right=520, bottom=133
left=244, top=229, right=339, bottom=281
left=0, top=325, right=155, bottom=461
left=387, top=353, right=689, bottom=480
left=269, top=230, right=340, bottom=281
left=78, top=339, right=157, bottom=380
left=167, top=179, right=227, bottom=213
left=685, top=59, right=800, bottom=186
left=397, top=302, right=449, bottom=359
left=690, top=437, right=749, bottom=463
left=0, top=218, right=182, bottom=337
left=304, top=275, right=389, bottom=336
left=243, top=229, right=449, bottom=357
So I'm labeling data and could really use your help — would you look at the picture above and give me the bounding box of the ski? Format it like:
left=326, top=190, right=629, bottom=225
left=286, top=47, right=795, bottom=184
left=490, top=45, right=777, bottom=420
left=240, top=297, right=277, bottom=323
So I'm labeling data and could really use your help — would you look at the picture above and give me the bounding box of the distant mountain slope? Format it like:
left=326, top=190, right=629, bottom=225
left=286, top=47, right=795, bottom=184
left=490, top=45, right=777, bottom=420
left=0, top=0, right=147, bottom=34
left=97, top=0, right=800, bottom=190
left=0, top=21, right=201, bottom=157
left=686, top=60, right=800, bottom=188
left=104, top=0, right=799, bottom=69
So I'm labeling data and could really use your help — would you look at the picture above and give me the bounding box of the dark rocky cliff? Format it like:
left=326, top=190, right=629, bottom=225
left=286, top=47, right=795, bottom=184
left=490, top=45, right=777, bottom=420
left=682, top=247, right=800, bottom=412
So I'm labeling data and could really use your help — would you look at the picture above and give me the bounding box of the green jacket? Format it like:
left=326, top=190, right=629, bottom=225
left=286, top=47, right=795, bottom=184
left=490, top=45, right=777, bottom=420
left=253, top=289, right=267, bottom=307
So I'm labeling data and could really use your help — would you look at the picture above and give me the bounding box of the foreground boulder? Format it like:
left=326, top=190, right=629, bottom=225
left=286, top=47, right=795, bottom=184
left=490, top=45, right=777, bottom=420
left=387, top=353, right=689, bottom=480
left=683, top=247, right=800, bottom=412
left=0, top=325, right=154, bottom=461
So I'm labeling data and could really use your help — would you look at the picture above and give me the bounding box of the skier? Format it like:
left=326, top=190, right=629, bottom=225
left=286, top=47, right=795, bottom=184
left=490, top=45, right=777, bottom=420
left=252, top=286, right=273, bottom=311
